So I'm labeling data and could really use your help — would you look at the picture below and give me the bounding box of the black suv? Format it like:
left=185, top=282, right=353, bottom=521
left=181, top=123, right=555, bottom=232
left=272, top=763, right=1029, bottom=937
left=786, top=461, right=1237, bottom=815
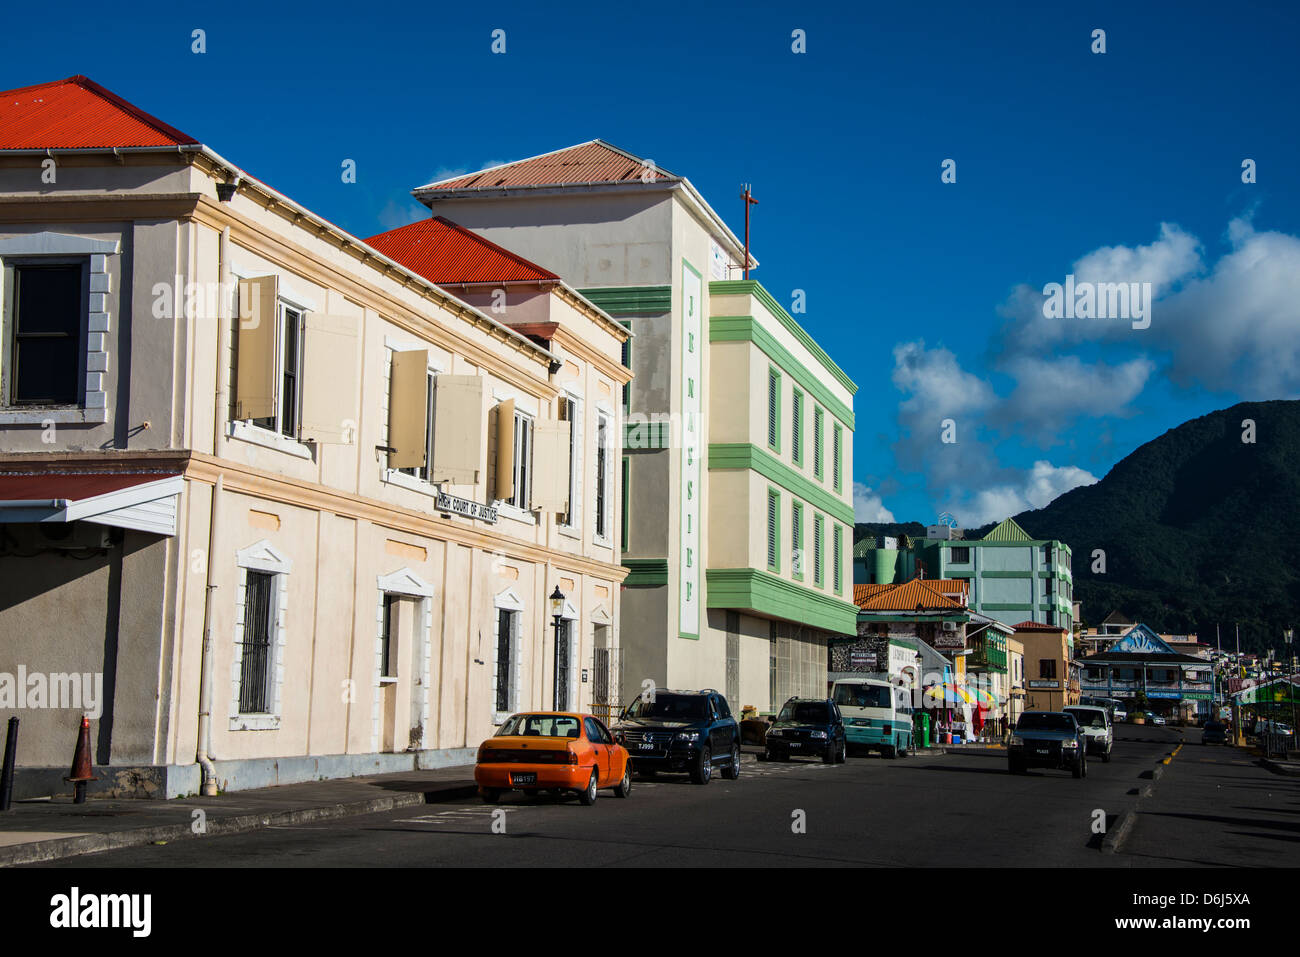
left=764, top=697, right=847, bottom=764
left=1008, top=711, right=1087, bottom=778
left=611, top=689, right=741, bottom=784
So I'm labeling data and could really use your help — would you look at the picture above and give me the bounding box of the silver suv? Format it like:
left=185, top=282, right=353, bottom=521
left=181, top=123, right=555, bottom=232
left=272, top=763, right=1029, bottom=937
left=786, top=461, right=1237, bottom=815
left=1064, top=705, right=1113, bottom=762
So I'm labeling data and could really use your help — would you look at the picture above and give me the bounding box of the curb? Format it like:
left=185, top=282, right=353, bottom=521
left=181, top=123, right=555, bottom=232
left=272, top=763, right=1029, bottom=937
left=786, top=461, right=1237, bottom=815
left=1101, top=809, right=1137, bottom=855
left=0, top=784, right=479, bottom=867
left=1260, top=758, right=1300, bottom=776
left=1106, top=744, right=1183, bottom=856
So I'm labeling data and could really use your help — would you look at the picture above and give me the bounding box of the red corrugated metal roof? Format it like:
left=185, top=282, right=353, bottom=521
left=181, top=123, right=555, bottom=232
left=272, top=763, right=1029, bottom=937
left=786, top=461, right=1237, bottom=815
left=0, top=76, right=197, bottom=150
left=365, top=216, right=559, bottom=285
left=417, top=140, right=680, bottom=193
left=0, top=471, right=181, bottom=503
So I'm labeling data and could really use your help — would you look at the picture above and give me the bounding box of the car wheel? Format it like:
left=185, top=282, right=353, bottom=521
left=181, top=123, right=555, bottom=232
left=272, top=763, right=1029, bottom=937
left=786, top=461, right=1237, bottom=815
left=1102, top=747, right=1112, bottom=763
left=1073, top=755, right=1085, bottom=779
left=722, top=742, right=741, bottom=779
left=480, top=788, right=500, bottom=804
left=579, top=769, right=599, bottom=805
left=836, top=739, right=848, bottom=763
left=882, top=740, right=898, bottom=759
left=613, top=764, right=632, bottom=798
left=690, top=745, right=713, bottom=785
left=897, top=736, right=909, bottom=758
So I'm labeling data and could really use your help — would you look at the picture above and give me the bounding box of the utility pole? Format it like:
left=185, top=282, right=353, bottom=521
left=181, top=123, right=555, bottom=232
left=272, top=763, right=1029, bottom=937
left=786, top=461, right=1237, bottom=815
left=740, top=184, right=758, bottom=279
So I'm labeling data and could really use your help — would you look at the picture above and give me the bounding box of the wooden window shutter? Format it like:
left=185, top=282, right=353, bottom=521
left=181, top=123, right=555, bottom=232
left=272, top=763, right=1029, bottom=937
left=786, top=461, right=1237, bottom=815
left=494, top=399, right=515, bottom=500
left=531, top=419, right=571, bottom=513
left=235, top=276, right=278, bottom=421
left=388, top=350, right=429, bottom=469
left=299, top=313, right=359, bottom=444
left=429, top=375, right=483, bottom=485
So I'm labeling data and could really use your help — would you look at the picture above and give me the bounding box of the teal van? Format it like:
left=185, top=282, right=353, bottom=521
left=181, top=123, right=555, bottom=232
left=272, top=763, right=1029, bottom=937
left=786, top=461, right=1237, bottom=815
left=831, top=678, right=915, bottom=758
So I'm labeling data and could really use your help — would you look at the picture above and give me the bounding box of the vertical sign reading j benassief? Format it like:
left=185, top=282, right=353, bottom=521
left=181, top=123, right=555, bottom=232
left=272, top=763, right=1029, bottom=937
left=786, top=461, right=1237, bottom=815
left=679, top=260, right=702, bottom=638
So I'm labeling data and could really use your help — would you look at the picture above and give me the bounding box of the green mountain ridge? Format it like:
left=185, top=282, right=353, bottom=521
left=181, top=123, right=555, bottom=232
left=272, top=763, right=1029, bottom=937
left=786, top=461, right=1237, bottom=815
left=855, top=400, right=1300, bottom=655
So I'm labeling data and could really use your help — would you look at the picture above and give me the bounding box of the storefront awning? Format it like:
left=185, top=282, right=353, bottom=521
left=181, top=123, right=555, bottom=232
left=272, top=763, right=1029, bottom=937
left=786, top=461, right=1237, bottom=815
left=0, top=472, right=183, bottom=536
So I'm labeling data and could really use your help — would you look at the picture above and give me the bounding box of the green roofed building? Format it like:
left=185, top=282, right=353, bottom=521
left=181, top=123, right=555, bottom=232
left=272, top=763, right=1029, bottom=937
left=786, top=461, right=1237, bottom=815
left=854, top=518, right=1074, bottom=633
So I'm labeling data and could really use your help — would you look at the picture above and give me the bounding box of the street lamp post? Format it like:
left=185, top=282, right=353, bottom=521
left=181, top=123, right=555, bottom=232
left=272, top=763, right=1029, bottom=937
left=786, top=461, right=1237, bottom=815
left=550, top=585, right=566, bottom=710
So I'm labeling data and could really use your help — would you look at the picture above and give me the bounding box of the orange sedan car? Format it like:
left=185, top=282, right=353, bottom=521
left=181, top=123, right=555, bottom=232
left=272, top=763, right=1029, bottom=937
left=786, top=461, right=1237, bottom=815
left=475, top=712, right=632, bottom=805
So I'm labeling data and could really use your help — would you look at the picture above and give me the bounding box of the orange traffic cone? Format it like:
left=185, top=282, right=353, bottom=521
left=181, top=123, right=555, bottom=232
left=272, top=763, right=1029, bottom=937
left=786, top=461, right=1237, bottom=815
left=65, top=715, right=97, bottom=804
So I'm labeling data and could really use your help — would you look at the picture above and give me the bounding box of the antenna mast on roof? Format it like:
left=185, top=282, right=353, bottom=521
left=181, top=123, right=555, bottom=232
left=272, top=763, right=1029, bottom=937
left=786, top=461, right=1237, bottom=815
left=740, top=184, right=758, bottom=279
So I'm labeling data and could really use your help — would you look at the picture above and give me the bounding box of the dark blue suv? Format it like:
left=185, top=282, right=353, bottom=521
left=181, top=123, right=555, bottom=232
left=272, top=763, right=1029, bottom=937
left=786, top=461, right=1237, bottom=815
left=611, top=689, right=741, bottom=785
left=764, top=697, right=847, bottom=764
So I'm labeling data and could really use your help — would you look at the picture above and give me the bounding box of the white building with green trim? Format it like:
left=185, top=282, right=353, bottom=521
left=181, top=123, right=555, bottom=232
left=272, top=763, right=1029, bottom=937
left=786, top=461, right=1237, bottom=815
left=413, top=141, right=858, bottom=711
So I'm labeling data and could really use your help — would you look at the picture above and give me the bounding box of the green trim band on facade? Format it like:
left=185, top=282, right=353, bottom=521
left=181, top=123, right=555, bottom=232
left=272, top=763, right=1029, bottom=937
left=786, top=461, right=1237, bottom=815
left=708, top=443, right=854, bottom=525
left=706, top=568, right=859, bottom=635
left=710, top=316, right=855, bottom=431
left=708, top=280, right=858, bottom=395
left=623, top=558, right=668, bottom=586
left=577, top=285, right=672, bottom=314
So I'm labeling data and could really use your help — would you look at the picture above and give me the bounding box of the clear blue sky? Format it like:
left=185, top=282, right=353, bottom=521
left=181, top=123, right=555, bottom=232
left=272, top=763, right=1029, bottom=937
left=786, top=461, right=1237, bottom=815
left=7, top=0, right=1298, bottom=525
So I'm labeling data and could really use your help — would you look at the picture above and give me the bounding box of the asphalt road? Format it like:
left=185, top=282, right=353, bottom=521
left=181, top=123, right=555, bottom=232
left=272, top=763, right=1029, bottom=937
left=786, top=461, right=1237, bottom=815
left=32, top=725, right=1263, bottom=868
left=1120, top=732, right=1300, bottom=867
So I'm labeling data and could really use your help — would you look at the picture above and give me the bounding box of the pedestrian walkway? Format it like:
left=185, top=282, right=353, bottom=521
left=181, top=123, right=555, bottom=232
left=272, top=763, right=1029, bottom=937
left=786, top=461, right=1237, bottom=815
left=0, top=763, right=477, bottom=867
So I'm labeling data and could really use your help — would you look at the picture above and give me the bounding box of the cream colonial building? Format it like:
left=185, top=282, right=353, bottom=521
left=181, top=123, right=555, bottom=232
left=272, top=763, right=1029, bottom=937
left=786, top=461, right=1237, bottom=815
left=414, top=142, right=858, bottom=712
left=0, top=77, right=628, bottom=798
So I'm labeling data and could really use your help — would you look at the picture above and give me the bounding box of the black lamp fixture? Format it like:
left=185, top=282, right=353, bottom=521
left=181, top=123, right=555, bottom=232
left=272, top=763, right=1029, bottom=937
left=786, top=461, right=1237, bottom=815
left=216, top=176, right=241, bottom=202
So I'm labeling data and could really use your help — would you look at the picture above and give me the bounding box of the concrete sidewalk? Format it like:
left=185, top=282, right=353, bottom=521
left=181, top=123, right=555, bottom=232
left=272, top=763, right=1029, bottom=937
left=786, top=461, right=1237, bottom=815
left=0, top=763, right=477, bottom=867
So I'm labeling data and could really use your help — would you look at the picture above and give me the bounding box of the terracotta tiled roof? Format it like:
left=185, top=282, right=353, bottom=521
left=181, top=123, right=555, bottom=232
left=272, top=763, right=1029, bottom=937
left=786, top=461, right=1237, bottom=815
left=415, top=140, right=681, bottom=193
left=852, top=583, right=891, bottom=604
left=365, top=216, right=560, bottom=285
left=0, top=75, right=197, bottom=150
left=855, top=578, right=965, bottom=612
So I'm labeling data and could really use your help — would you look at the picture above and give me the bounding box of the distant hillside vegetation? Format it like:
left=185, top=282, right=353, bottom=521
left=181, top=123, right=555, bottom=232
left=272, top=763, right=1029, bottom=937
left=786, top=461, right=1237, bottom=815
left=856, top=401, right=1300, bottom=654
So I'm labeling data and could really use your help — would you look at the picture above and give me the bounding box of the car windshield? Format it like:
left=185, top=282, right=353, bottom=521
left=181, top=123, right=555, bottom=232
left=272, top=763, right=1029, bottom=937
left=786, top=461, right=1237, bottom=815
left=778, top=701, right=830, bottom=723
left=623, top=693, right=709, bottom=721
left=1017, top=713, right=1075, bottom=732
left=834, top=684, right=891, bottom=709
left=497, top=714, right=581, bottom=738
left=1065, top=709, right=1107, bottom=728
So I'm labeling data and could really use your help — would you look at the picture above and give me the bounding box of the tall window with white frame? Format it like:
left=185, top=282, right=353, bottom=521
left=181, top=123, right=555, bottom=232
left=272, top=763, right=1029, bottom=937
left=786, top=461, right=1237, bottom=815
left=595, top=411, right=611, bottom=540
left=559, top=396, right=578, bottom=527
left=506, top=410, right=532, bottom=510
left=253, top=304, right=303, bottom=437
left=495, top=609, right=516, bottom=715
left=239, top=571, right=276, bottom=713
left=5, top=261, right=86, bottom=406
left=380, top=593, right=399, bottom=679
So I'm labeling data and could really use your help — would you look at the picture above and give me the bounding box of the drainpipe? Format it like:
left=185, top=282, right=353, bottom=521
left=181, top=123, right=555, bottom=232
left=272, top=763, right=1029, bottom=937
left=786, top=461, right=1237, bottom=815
left=195, top=226, right=233, bottom=796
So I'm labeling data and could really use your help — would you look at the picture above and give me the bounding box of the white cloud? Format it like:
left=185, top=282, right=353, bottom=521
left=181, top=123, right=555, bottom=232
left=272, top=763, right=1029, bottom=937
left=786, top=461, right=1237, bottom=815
left=994, top=355, right=1154, bottom=443
left=955, top=461, right=1098, bottom=527
left=853, top=483, right=895, bottom=523
left=376, top=197, right=427, bottom=231
left=1157, top=218, right=1300, bottom=397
